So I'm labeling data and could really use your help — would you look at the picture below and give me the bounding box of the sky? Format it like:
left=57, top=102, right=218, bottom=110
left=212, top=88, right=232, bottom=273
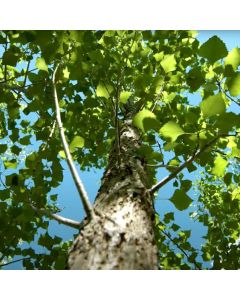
left=1, top=30, right=240, bottom=269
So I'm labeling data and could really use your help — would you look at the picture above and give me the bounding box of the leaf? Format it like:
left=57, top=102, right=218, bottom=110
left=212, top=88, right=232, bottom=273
left=186, top=68, right=205, bottom=91
left=181, top=179, right=192, bottom=192
left=170, top=190, right=192, bottom=211
left=59, top=150, right=66, bottom=159
left=199, top=35, right=228, bottom=63
left=212, top=155, right=228, bottom=177
left=200, top=93, right=226, bottom=117
left=35, top=57, right=48, bottom=72
left=227, top=72, right=240, bottom=96
left=4, top=159, right=17, bottom=169
left=0, top=144, right=7, bottom=153
left=69, top=135, right=85, bottom=153
left=133, top=109, right=160, bottom=133
left=62, top=67, right=70, bottom=79
left=159, top=121, right=185, bottom=142
left=120, top=91, right=132, bottom=104
left=2, top=49, right=19, bottom=66
left=153, top=52, right=164, bottom=62
left=96, top=83, right=113, bottom=99
left=160, top=54, right=177, bottom=73
left=225, top=48, right=240, bottom=70
left=163, top=212, right=175, bottom=224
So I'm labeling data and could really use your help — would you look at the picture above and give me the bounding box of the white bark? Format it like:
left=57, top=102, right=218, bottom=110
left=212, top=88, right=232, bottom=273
left=68, top=120, right=158, bottom=269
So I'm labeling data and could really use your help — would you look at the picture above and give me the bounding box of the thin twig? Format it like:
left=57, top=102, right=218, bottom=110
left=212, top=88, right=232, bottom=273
left=146, top=164, right=179, bottom=169
left=1, top=80, right=45, bottom=91
left=217, top=80, right=240, bottom=108
left=157, top=222, right=201, bottom=270
left=0, top=257, right=32, bottom=268
left=52, top=64, right=95, bottom=220
left=149, top=133, right=239, bottom=194
left=223, top=90, right=240, bottom=107
left=0, top=171, right=82, bottom=230
left=0, top=68, right=38, bottom=85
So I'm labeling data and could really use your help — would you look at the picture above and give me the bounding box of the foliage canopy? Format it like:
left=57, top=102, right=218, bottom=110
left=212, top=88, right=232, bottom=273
left=0, top=30, right=239, bottom=269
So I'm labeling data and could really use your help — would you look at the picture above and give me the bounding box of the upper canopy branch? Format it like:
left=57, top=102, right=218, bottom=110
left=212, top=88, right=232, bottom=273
left=52, top=64, right=95, bottom=220
left=149, top=132, right=239, bottom=194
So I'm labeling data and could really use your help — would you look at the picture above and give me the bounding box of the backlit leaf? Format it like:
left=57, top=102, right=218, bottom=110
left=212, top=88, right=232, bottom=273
left=69, top=136, right=85, bottom=153
left=160, top=121, right=185, bottom=142
left=35, top=57, right=48, bottom=72
left=200, top=93, right=226, bottom=117
left=96, top=83, right=113, bottom=99
left=212, top=155, right=228, bottom=177
left=227, top=72, right=240, bottom=96
left=133, top=109, right=160, bottom=133
left=225, top=48, right=240, bottom=70
left=160, top=54, right=176, bottom=73
left=4, top=159, right=17, bottom=169
left=120, top=91, right=132, bottom=104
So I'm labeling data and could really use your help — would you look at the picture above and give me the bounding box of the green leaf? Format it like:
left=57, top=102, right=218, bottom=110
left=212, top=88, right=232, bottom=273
left=4, top=159, right=17, bottom=169
left=159, top=121, right=185, bottom=142
left=153, top=52, right=164, bottom=62
left=227, top=72, right=240, bottom=96
left=225, top=48, right=240, bottom=70
left=170, top=190, right=192, bottom=211
left=133, top=109, right=160, bottom=133
left=2, top=46, right=21, bottom=66
left=120, top=91, right=132, bottom=104
left=160, top=54, right=176, bottom=73
left=200, top=93, right=226, bottom=117
left=212, top=155, right=228, bottom=177
left=69, top=136, right=85, bottom=153
left=181, top=180, right=192, bottom=192
left=96, top=83, right=113, bottom=99
left=62, top=67, right=70, bottom=79
left=0, top=144, right=7, bottom=153
left=163, top=212, right=175, bottom=224
left=199, top=35, right=228, bottom=63
left=59, top=150, right=66, bottom=159
left=35, top=57, right=48, bottom=72
left=186, top=68, right=205, bottom=91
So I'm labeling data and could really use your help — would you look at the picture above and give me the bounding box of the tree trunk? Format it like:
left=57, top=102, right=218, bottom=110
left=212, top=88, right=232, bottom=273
left=67, top=119, right=158, bottom=269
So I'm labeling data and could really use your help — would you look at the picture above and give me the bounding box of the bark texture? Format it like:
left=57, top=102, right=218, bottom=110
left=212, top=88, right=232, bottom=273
left=68, top=120, right=158, bottom=269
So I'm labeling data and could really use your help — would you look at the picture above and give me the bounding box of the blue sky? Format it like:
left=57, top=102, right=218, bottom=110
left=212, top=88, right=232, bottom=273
left=1, top=30, right=240, bottom=269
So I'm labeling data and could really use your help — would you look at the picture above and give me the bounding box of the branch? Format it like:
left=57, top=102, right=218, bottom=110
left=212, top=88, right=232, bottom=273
left=1, top=81, right=45, bottom=91
left=0, top=257, right=32, bottom=268
left=223, top=91, right=240, bottom=107
left=30, top=204, right=82, bottom=229
left=149, top=133, right=238, bottom=194
left=217, top=80, right=240, bottom=108
left=157, top=222, right=201, bottom=270
left=52, top=64, right=95, bottom=220
left=0, top=68, right=38, bottom=85
left=146, top=164, right=178, bottom=169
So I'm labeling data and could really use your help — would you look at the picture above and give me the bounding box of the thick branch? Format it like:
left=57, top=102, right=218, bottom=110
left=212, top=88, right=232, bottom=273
left=149, top=133, right=238, bottom=194
left=52, top=65, right=95, bottom=220
left=30, top=205, right=81, bottom=229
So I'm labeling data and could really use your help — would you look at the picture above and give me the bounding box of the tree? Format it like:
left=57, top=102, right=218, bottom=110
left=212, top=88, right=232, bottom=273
left=0, top=30, right=239, bottom=270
